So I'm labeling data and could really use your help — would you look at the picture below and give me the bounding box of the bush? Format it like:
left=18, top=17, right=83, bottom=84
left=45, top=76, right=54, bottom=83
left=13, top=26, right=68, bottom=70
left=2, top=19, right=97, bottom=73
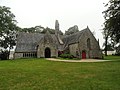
left=60, top=54, right=74, bottom=59
left=58, top=51, right=64, bottom=57
left=0, top=50, right=9, bottom=60
left=114, top=53, right=120, bottom=56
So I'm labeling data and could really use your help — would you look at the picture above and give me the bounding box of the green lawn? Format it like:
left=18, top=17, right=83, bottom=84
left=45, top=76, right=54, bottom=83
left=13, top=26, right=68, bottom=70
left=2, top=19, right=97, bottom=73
left=0, top=56, right=120, bottom=90
left=104, top=55, right=120, bottom=60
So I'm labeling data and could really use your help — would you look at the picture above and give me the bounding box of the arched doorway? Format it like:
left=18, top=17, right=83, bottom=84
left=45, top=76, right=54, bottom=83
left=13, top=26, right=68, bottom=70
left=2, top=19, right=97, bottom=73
left=45, top=47, right=51, bottom=58
left=82, top=51, right=86, bottom=59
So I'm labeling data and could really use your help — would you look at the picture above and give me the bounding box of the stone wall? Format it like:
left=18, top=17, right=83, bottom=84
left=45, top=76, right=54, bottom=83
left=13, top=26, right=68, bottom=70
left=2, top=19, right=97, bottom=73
left=37, top=44, right=58, bottom=58
left=78, top=29, right=102, bottom=59
left=69, top=43, right=79, bottom=57
left=37, top=32, right=58, bottom=58
left=14, top=53, right=23, bottom=59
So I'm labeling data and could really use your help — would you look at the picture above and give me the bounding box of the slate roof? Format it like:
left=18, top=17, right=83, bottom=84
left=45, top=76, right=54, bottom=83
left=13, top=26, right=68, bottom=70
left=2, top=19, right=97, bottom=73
left=15, top=32, right=60, bottom=52
left=15, top=27, right=89, bottom=52
left=15, top=32, right=43, bottom=52
left=62, top=27, right=88, bottom=48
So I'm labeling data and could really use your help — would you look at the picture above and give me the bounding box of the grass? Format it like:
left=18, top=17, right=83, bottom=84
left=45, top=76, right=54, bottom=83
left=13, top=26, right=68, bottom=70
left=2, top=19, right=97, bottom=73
left=104, top=55, right=120, bottom=60
left=0, top=56, right=120, bottom=90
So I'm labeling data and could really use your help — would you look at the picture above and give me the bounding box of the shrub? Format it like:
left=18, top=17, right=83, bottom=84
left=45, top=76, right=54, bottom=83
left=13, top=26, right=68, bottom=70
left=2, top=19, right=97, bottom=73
left=58, top=51, right=64, bottom=57
left=60, top=54, right=74, bottom=59
left=0, top=50, right=9, bottom=60
left=115, top=53, right=120, bottom=56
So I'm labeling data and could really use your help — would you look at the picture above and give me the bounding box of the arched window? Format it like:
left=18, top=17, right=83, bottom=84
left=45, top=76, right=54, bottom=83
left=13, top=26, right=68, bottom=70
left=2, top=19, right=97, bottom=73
left=87, top=38, right=91, bottom=50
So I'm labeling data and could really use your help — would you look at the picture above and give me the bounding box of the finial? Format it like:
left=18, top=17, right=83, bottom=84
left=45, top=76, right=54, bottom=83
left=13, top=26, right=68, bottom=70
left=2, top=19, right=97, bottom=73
left=55, top=20, right=59, bottom=31
left=87, top=26, right=89, bottom=29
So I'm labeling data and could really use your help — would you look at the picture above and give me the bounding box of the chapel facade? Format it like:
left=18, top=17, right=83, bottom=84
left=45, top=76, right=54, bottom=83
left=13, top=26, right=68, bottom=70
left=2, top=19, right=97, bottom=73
left=14, top=20, right=102, bottom=59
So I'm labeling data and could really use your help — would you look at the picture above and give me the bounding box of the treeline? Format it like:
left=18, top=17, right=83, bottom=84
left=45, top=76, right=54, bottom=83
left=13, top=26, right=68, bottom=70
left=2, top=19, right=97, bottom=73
left=18, top=26, right=63, bottom=35
left=102, top=0, right=120, bottom=56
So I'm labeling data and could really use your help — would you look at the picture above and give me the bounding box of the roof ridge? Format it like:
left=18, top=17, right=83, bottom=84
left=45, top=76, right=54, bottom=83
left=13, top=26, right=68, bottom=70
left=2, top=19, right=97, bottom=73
left=18, top=32, right=45, bottom=35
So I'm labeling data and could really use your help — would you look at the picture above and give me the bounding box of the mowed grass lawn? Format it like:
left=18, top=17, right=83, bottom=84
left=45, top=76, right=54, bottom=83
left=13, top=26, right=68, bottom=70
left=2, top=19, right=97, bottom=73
left=0, top=56, right=120, bottom=90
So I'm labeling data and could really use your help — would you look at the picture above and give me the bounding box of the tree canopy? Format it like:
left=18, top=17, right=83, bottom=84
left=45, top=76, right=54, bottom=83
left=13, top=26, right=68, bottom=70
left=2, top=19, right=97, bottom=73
left=103, top=0, right=120, bottom=55
left=103, top=0, right=120, bottom=43
left=0, top=6, right=18, bottom=52
left=20, top=26, right=63, bottom=35
left=65, top=25, right=79, bottom=35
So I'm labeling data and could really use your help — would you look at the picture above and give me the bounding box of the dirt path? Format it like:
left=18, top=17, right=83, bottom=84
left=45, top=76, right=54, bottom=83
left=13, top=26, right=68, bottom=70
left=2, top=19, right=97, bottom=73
left=46, top=58, right=111, bottom=62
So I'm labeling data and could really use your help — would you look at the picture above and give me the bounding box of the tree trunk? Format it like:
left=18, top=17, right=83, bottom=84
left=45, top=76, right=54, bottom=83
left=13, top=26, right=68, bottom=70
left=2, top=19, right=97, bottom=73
left=105, top=37, right=108, bottom=56
left=8, top=47, right=11, bottom=59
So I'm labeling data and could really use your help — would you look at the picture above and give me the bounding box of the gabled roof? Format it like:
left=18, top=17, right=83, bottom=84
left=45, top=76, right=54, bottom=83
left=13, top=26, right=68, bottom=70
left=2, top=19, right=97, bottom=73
left=17, top=32, right=44, bottom=44
left=62, top=27, right=89, bottom=48
left=15, top=32, right=44, bottom=52
left=15, top=32, right=63, bottom=52
left=15, top=27, right=91, bottom=52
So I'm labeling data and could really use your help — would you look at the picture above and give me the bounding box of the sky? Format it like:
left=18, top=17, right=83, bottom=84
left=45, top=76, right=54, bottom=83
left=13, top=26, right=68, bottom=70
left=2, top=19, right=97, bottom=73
left=0, top=0, right=109, bottom=48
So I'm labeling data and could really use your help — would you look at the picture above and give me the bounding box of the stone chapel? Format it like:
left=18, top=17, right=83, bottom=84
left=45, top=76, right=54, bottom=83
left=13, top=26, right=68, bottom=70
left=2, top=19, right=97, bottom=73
left=14, top=20, right=102, bottom=59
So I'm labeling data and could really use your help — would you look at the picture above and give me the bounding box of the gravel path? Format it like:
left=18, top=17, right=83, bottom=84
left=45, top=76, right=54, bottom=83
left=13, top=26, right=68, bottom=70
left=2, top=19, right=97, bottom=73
left=46, top=58, right=111, bottom=62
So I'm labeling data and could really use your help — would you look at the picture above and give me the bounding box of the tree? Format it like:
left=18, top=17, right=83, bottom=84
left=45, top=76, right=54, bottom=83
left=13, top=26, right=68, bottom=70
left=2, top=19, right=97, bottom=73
left=65, top=25, right=79, bottom=35
left=116, top=44, right=120, bottom=55
left=0, top=6, right=18, bottom=58
left=103, top=0, right=120, bottom=56
left=20, top=26, right=64, bottom=35
left=21, top=25, right=44, bottom=33
left=102, top=26, right=111, bottom=56
left=35, top=25, right=44, bottom=33
left=41, top=27, right=63, bottom=35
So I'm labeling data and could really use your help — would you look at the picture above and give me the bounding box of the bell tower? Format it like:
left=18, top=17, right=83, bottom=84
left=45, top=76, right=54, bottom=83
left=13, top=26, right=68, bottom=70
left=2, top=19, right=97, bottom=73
left=55, top=20, right=59, bottom=36
left=55, top=20, right=63, bottom=45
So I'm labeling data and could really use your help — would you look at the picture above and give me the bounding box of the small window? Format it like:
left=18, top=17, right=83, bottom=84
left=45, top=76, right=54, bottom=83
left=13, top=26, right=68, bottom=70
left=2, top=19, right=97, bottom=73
left=23, top=52, right=37, bottom=58
left=35, top=53, right=37, bottom=57
left=28, top=53, right=30, bottom=57
left=25, top=53, right=26, bottom=57
left=26, top=53, right=28, bottom=57
left=31, top=53, right=32, bottom=57
left=23, top=53, right=25, bottom=57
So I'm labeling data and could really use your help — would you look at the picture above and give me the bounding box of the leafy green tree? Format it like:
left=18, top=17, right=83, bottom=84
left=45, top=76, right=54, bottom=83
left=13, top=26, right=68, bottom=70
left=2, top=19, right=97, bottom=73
left=103, top=0, right=120, bottom=56
left=35, top=25, right=44, bottom=33
left=22, top=27, right=35, bottom=33
left=102, top=27, right=111, bottom=56
left=116, top=45, right=120, bottom=55
left=20, top=26, right=63, bottom=35
left=65, top=25, right=79, bottom=35
left=41, top=27, right=63, bottom=35
left=20, top=25, right=44, bottom=33
left=0, top=6, right=18, bottom=57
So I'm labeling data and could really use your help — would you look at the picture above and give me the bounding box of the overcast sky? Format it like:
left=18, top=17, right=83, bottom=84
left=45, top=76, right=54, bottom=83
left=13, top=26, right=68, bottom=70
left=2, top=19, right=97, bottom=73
left=1, top=0, right=109, bottom=48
